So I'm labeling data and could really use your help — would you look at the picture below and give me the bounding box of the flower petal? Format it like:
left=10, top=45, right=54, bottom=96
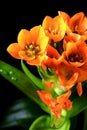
left=7, top=43, right=21, bottom=59
left=18, top=29, right=32, bottom=49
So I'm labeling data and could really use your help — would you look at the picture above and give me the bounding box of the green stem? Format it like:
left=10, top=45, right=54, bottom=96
left=21, top=60, right=43, bottom=89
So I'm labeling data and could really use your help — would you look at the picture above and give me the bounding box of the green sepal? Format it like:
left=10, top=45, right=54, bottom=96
left=50, top=109, right=67, bottom=129
left=29, top=115, right=70, bottom=130
left=37, top=66, right=57, bottom=81
left=37, top=66, right=65, bottom=96
left=21, top=60, right=43, bottom=89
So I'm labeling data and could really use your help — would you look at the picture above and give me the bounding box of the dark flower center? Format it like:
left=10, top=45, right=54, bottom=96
left=25, top=43, right=40, bottom=57
left=67, top=53, right=83, bottom=63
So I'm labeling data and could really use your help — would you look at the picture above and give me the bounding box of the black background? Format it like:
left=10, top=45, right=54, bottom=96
left=0, top=0, right=87, bottom=129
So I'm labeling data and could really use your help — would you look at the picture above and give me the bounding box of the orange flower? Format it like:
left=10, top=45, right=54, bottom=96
left=55, top=60, right=79, bottom=91
left=42, top=15, right=66, bottom=42
left=62, top=40, right=87, bottom=67
left=54, top=58, right=87, bottom=95
left=37, top=90, right=72, bottom=118
left=68, top=12, right=87, bottom=35
left=59, top=11, right=87, bottom=40
left=7, top=25, right=49, bottom=66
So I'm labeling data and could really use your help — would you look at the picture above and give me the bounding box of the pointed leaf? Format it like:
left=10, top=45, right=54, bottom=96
left=0, top=60, right=50, bottom=114
left=0, top=60, right=41, bottom=104
left=0, top=98, right=44, bottom=129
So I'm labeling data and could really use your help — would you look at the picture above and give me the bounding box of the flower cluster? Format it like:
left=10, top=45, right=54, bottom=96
left=7, top=11, right=87, bottom=119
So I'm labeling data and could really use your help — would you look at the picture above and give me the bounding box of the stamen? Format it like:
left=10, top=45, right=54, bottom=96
left=25, top=43, right=40, bottom=58
left=67, top=53, right=83, bottom=63
left=47, top=27, right=57, bottom=35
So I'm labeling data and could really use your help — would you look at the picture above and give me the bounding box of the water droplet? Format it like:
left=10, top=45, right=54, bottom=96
left=7, top=70, right=17, bottom=80
left=0, top=69, right=3, bottom=73
left=9, top=71, right=14, bottom=75
left=11, top=76, right=17, bottom=81
left=0, top=69, right=8, bottom=75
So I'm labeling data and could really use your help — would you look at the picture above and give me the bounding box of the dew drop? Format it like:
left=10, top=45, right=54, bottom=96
left=0, top=69, right=3, bottom=73
left=9, top=71, right=14, bottom=75
left=11, top=76, right=17, bottom=81
left=0, top=69, right=8, bottom=75
left=8, top=70, right=17, bottom=81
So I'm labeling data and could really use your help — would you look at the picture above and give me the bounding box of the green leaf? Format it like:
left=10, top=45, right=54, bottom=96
left=21, top=60, right=43, bottom=89
left=29, top=115, right=70, bottom=130
left=0, top=60, right=50, bottom=114
left=0, top=60, right=41, bottom=105
left=0, top=98, right=44, bottom=129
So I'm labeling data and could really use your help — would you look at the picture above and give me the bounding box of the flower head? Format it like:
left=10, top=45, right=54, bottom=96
left=42, top=15, right=66, bottom=42
left=7, top=25, right=49, bottom=66
left=62, top=40, right=87, bottom=67
left=68, top=12, right=87, bottom=35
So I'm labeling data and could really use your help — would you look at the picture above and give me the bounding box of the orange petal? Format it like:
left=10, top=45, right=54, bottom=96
left=19, top=51, right=31, bottom=60
left=37, top=26, right=49, bottom=51
left=69, top=12, right=86, bottom=33
left=46, top=45, right=60, bottom=59
left=18, top=29, right=32, bottom=49
left=27, top=55, right=44, bottom=66
left=76, top=82, right=83, bottom=96
left=42, top=16, right=53, bottom=30
left=58, top=11, right=70, bottom=23
left=30, top=25, right=41, bottom=42
left=37, top=90, right=53, bottom=106
left=42, top=15, right=66, bottom=42
left=57, top=90, right=72, bottom=110
left=7, top=43, right=21, bottom=59
left=77, top=66, right=87, bottom=82
left=59, top=73, right=79, bottom=91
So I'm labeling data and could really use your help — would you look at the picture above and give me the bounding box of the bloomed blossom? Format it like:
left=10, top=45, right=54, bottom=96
left=42, top=15, right=66, bottom=42
left=68, top=12, right=87, bottom=35
left=62, top=40, right=87, bottom=67
left=7, top=25, right=49, bottom=66
left=59, top=11, right=87, bottom=40
left=55, top=60, right=79, bottom=91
